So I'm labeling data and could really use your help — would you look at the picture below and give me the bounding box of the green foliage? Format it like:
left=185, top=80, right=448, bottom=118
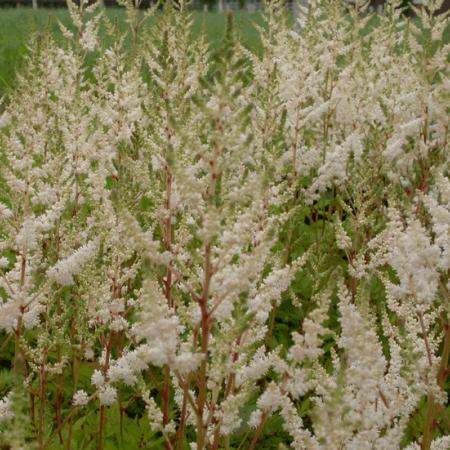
left=0, top=8, right=264, bottom=97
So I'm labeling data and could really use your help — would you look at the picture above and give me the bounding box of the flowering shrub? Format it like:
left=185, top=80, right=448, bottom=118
left=0, top=0, right=449, bottom=449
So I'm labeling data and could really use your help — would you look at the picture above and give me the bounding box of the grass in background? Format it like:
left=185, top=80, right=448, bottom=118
left=0, top=7, right=447, bottom=97
left=0, top=8, right=264, bottom=96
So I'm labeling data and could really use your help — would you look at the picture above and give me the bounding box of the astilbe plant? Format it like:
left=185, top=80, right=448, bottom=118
left=0, top=0, right=448, bottom=449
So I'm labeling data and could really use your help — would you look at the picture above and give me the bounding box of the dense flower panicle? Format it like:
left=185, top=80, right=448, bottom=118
left=98, top=385, right=117, bottom=406
left=72, top=390, right=90, bottom=407
left=47, top=240, right=98, bottom=286
left=386, top=219, right=442, bottom=306
left=0, top=1, right=448, bottom=449
left=0, top=202, right=12, bottom=220
left=0, top=394, right=13, bottom=423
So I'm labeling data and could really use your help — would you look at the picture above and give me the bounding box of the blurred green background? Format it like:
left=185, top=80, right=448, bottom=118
left=0, top=9, right=264, bottom=96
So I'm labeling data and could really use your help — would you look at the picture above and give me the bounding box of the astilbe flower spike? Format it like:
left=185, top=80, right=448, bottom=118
left=0, top=1, right=448, bottom=449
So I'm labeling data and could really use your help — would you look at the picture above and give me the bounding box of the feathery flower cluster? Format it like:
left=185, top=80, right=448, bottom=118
left=0, top=1, right=448, bottom=449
